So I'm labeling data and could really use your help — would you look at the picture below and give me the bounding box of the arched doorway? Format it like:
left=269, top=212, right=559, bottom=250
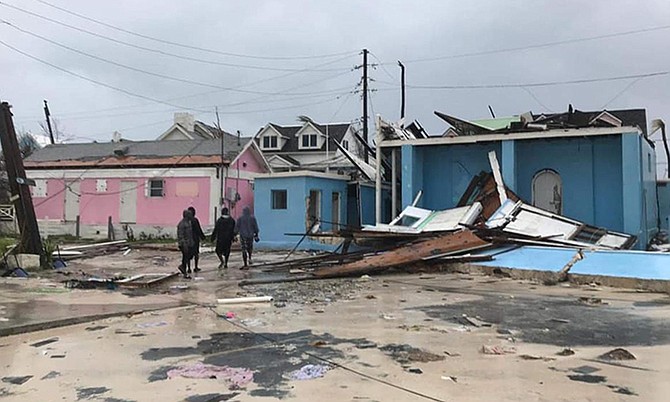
left=532, top=169, right=562, bottom=214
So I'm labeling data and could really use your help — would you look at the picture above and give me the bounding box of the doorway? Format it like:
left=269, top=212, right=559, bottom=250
left=306, top=190, right=321, bottom=233
left=331, top=192, right=340, bottom=232
left=532, top=169, right=562, bottom=214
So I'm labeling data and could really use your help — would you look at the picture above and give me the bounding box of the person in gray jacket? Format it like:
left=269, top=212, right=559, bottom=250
left=234, top=207, right=259, bottom=268
left=177, top=209, right=195, bottom=278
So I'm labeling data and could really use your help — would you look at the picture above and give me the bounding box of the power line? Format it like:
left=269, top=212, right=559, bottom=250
left=0, top=1, right=352, bottom=72
left=33, top=0, right=357, bottom=61
left=395, top=24, right=670, bottom=64
left=0, top=39, right=209, bottom=111
left=375, top=71, right=669, bottom=90
left=0, top=19, right=354, bottom=97
left=601, top=78, right=644, bottom=109
left=520, top=86, right=551, bottom=112
left=14, top=55, right=357, bottom=120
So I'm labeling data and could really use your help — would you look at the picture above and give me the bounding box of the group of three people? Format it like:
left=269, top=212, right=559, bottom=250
left=177, top=206, right=259, bottom=279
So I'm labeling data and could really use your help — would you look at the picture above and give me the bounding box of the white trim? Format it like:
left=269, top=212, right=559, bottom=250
left=380, top=126, right=642, bottom=148
left=26, top=167, right=218, bottom=180
left=294, top=121, right=324, bottom=138
left=267, top=155, right=299, bottom=168
left=231, top=139, right=272, bottom=173
left=255, top=171, right=349, bottom=181
left=255, top=124, right=289, bottom=140
left=193, top=121, right=216, bottom=139
left=589, top=111, right=623, bottom=127
left=156, top=123, right=194, bottom=141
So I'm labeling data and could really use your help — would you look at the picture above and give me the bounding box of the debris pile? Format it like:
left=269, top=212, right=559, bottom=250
left=244, top=150, right=638, bottom=284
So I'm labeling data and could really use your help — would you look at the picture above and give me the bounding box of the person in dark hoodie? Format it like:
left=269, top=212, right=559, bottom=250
left=234, top=206, right=259, bottom=268
left=177, top=209, right=195, bottom=279
left=210, top=207, right=236, bottom=268
left=187, top=206, right=206, bottom=273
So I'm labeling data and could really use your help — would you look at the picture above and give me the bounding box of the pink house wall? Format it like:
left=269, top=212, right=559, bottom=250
left=33, top=179, right=65, bottom=220
left=225, top=145, right=268, bottom=219
left=32, top=176, right=212, bottom=227
left=79, top=178, right=120, bottom=224
left=136, top=177, right=211, bottom=226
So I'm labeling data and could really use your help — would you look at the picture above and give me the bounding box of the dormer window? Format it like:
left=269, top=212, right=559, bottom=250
left=262, top=134, right=278, bottom=150
left=301, top=133, right=318, bottom=149
left=342, top=139, right=349, bottom=150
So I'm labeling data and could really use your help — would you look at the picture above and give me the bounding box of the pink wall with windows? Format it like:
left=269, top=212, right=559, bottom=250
left=33, top=179, right=65, bottom=220
left=136, top=177, right=211, bottom=226
left=225, top=146, right=268, bottom=219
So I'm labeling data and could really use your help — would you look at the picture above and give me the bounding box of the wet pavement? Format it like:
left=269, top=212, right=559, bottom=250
left=1, top=248, right=670, bottom=400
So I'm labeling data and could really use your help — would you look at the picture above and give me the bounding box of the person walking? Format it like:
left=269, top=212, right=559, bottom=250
left=177, top=209, right=195, bottom=279
left=210, top=207, right=236, bottom=268
left=187, top=206, right=206, bottom=273
left=235, top=206, right=259, bottom=268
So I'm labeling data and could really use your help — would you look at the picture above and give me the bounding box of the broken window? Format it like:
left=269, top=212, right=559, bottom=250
left=148, top=179, right=164, bottom=197
left=271, top=190, right=287, bottom=210
left=301, top=133, right=318, bottom=148
left=262, top=135, right=278, bottom=149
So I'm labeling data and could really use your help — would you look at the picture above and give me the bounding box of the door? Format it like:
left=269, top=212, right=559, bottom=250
left=119, top=181, right=137, bottom=223
left=306, top=190, right=321, bottom=233
left=64, top=180, right=80, bottom=222
left=532, top=170, right=562, bottom=214
left=331, top=192, right=340, bottom=232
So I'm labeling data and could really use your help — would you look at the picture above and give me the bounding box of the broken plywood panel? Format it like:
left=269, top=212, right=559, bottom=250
left=314, top=230, right=489, bottom=278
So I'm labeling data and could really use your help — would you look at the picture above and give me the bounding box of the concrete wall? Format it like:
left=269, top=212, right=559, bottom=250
left=254, top=175, right=352, bottom=250
left=516, top=135, right=623, bottom=231
left=658, top=181, right=670, bottom=231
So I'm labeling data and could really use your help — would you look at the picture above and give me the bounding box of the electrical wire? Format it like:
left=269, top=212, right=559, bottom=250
left=600, top=78, right=644, bottom=109
left=0, top=1, right=350, bottom=72
left=33, top=0, right=357, bottom=61
left=374, top=71, right=669, bottom=89
left=520, top=86, right=552, bottom=112
left=0, top=39, right=208, bottom=112
left=0, top=19, right=355, bottom=96
left=394, top=24, right=670, bottom=64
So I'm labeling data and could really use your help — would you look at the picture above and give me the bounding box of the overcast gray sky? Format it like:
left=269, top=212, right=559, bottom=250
left=1, top=0, right=670, bottom=152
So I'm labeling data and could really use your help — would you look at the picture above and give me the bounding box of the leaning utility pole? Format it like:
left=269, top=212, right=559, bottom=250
left=398, top=61, right=406, bottom=123
left=362, top=48, right=369, bottom=163
left=43, top=100, right=55, bottom=145
left=0, top=101, right=43, bottom=258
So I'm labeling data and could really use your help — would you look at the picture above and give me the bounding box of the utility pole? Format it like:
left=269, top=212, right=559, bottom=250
left=362, top=48, right=369, bottom=163
left=215, top=107, right=225, bottom=214
left=398, top=61, right=405, bottom=123
left=0, top=101, right=43, bottom=260
left=43, top=100, right=55, bottom=145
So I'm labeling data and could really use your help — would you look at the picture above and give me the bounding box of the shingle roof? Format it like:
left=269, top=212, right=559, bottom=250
left=257, top=122, right=351, bottom=153
left=25, top=137, right=250, bottom=168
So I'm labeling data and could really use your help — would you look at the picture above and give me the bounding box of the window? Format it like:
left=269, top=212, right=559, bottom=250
left=342, top=139, right=349, bottom=150
left=32, top=179, right=47, bottom=198
left=148, top=179, right=164, bottom=197
left=262, top=135, right=278, bottom=149
left=271, top=190, right=287, bottom=209
left=532, top=169, right=562, bottom=214
left=96, top=179, right=107, bottom=193
left=301, top=133, right=318, bottom=148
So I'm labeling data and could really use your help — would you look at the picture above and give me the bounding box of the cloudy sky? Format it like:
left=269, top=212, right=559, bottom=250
left=1, top=0, right=670, bottom=158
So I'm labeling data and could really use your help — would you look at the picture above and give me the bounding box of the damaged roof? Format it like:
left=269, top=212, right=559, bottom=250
left=24, top=137, right=250, bottom=169
left=435, top=107, right=647, bottom=136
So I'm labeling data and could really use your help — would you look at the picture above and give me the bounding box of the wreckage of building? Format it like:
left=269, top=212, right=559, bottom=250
left=375, top=108, right=659, bottom=249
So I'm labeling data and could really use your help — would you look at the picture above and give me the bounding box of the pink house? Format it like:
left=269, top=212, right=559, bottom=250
left=24, top=136, right=269, bottom=239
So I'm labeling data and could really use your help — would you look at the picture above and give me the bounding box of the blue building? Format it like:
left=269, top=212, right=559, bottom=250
left=380, top=109, right=659, bottom=249
left=253, top=171, right=388, bottom=250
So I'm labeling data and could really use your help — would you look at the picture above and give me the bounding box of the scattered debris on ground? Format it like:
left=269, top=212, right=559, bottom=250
left=598, top=348, right=636, bottom=361
left=288, top=364, right=331, bottom=380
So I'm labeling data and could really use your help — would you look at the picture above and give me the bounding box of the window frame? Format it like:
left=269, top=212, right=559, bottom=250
left=300, top=133, right=318, bottom=149
left=271, top=189, right=287, bottom=210
left=148, top=178, right=165, bottom=198
left=262, top=134, right=279, bottom=150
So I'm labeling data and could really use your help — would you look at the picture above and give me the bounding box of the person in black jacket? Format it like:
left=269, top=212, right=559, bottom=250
left=176, top=209, right=194, bottom=279
left=211, top=207, right=236, bottom=268
left=187, top=206, right=206, bottom=273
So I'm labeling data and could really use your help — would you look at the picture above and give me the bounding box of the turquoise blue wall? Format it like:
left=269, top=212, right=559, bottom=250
left=254, top=176, right=348, bottom=250
left=397, top=132, right=658, bottom=249
left=401, top=142, right=501, bottom=210
left=516, top=135, right=623, bottom=231
left=658, top=182, right=670, bottom=231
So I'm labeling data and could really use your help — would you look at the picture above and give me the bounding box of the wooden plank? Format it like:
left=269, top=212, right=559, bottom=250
left=314, top=229, right=488, bottom=278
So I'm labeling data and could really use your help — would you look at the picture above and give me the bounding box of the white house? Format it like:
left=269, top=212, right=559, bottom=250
left=254, top=120, right=368, bottom=174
